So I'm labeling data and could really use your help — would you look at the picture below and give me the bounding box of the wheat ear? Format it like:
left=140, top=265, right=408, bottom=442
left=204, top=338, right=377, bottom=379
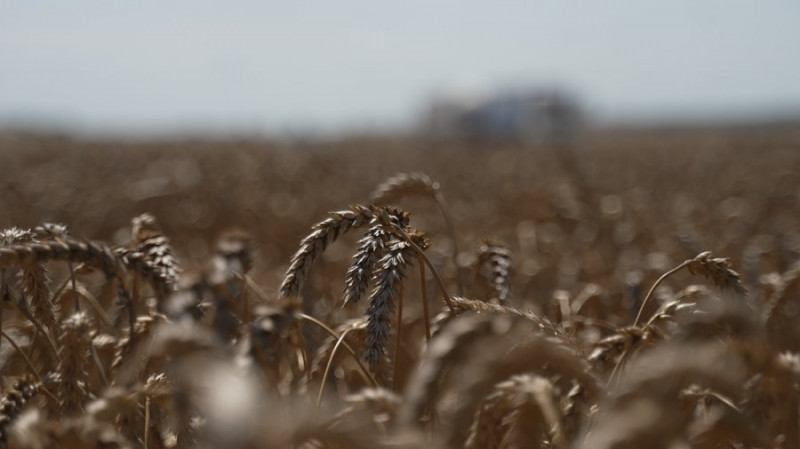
left=0, top=378, right=40, bottom=447
left=371, top=172, right=464, bottom=295
left=475, top=239, right=512, bottom=305
left=465, top=374, right=565, bottom=449
left=399, top=314, right=497, bottom=429
left=58, top=312, right=92, bottom=416
left=634, top=251, right=746, bottom=326
left=280, top=205, right=384, bottom=298
left=12, top=229, right=62, bottom=344
left=343, top=224, right=389, bottom=305
left=0, top=228, right=62, bottom=361
left=364, top=237, right=419, bottom=377
left=445, top=329, right=597, bottom=448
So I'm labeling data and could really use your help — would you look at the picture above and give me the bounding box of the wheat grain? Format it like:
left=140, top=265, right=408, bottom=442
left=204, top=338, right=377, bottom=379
left=343, top=224, right=389, bottom=306
left=364, top=238, right=417, bottom=377
left=0, top=378, right=39, bottom=448
left=475, top=239, right=512, bottom=305
left=58, top=312, right=92, bottom=415
left=686, top=251, right=747, bottom=296
left=280, top=205, right=387, bottom=298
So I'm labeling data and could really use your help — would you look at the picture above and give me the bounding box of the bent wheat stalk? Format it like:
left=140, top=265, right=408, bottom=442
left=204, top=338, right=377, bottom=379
left=371, top=172, right=464, bottom=295
left=298, top=313, right=378, bottom=388
left=634, top=251, right=746, bottom=326
left=280, top=205, right=400, bottom=298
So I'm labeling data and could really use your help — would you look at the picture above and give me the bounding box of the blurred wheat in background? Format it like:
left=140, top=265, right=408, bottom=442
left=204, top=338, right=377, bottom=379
left=1, top=131, right=800, bottom=447
left=3, top=1, right=800, bottom=447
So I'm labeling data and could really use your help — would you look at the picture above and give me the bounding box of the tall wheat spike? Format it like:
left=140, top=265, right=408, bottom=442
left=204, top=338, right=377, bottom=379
left=0, top=378, right=39, bottom=448
left=363, top=234, right=423, bottom=376
left=117, top=213, right=181, bottom=298
left=465, top=374, right=564, bottom=449
left=475, top=239, right=512, bottom=306
left=370, top=172, right=464, bottom=295
left=444, top=325, right=597, bottom=448
left=343, top=224, right=389, bottom=306
left=0, top=228, right=61, bottom=348
left=280, top=205, right=408, bottom=298
left=58, top=312, right=92, bottom=416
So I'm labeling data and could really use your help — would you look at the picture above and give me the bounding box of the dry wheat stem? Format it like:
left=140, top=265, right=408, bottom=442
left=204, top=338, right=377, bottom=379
left=634, top=260, right=691, bottom=327
left=143, top=395, right=150, bottom=449
left=89, top=343, right=109, bottom=387
left=399, top=315, right=497, bottom=427
left=315, top=326, right=359, bottom=413
left=392, top=288, right=404, bottom=392
left=0, top=330, right=58, bottom=404
left=418, top=257, right=431, bottom=344
left=71, top=285, right=115, bottom=331
left=9, top=291, right=61, bottom=363
left=634, top=251, right=745, bottom=326
left=298, top=313, right=378, bottom=388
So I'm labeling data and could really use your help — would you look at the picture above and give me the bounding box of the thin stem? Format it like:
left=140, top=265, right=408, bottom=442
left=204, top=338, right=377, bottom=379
left=49, top=276, right=71, bottom=308
left=418, top=257, right=431, bottom=344
left=392, top=288, right=404, bottom=391
left=606, top=345, right=631, bottom=389
left=118, top=285, right=137, bottom=347
left=144, top=396, right=151, bottom=449
left=293, top=322, right=312, bottom=384
left=633, top=260, right=690, bottom=327
left=316, top=327, right=357, bottom=411
left=239, top=273, right=271, bottom=303
left=14, top=300, right=60, bottom=363
left=0, top=329, right=59, bottom=404
left=67, top=261, right=80, bottom=312
left=298, top=313, right=378, bottom=388
left=240, top=275, right=251, bottom=323
left=78, top=288, right=116, bottom=334
left=432, top=190, right=463, bottom=296
left=90, top=343, right=109, bottom=387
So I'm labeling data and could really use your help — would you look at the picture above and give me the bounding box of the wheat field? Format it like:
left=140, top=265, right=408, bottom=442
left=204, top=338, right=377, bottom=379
left=0, top=128, right=800, bottom=448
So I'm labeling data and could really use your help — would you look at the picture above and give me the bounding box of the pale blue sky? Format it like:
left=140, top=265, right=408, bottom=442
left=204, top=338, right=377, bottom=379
left=1, top=1, right=799, bottom=135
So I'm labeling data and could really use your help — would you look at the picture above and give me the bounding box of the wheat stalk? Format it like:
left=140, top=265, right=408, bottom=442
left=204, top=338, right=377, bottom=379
left=634, top=250, right=746, bottom=326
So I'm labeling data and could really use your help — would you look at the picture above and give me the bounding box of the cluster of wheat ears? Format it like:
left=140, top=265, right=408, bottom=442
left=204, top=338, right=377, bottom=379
left=0, top=169, right=799, bottom=449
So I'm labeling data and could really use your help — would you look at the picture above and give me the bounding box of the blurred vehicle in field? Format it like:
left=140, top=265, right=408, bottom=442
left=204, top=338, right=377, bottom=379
left=422, top=86, right=583, bottom=146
